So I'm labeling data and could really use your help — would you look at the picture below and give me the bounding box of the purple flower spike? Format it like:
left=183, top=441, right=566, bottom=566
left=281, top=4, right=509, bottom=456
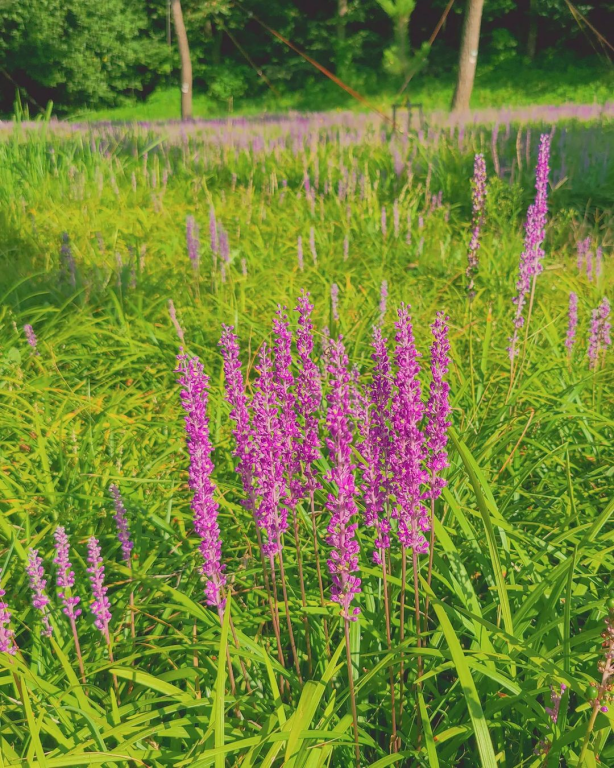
left=86, top=536, right=112, bottom=637
left=588, top=297, right=611, bottom=369
left=466, top=153, right=487, bottom=297
left=391, top=305, right=429, bottom=554
left=309, top=227, right=317, bottom=265
left=357, top=326, right=392, bottom=563
left=219, top=327, right=255, bottom=505
left=24, top=324, right=38, bottom=352
left=273, top=308, right=301, bottom=500
left=325, top=337, right=361, bottom=621
left=186, top=216, right=200, bottom=270
left=252, top=342, right=288, bottom=558
left=295, top=293, right=322, bottom=493
left=565, top=292, right=578, bottom=354
left=109, top=485, right=134, bottom=566
left=53, top=527, right=81, bottom=620
left=381, top=207, right=387, bottom=239
left=425, top=312, right=452, bottom=501
left=588, top=309, right=600, bottom=367
left=209, top=207, right=218, bottom=255
left=0, top=577, right=16, bottom=654
left=26, top=549, right=53, bottom=638
left=176, top=353, right=226, bottom=609
left=331, top=283, right=340, bottom=322
left=509, top=134, right=551, bottom=360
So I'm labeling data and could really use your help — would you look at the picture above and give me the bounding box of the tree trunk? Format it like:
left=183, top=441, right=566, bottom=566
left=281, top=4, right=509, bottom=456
left=171, top=0, right=192, bottom=121
left=451, top=0, right=484, bottom=112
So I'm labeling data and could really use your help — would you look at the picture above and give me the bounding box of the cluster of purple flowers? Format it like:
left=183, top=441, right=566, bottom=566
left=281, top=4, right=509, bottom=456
left=509, top=134, right=551, bottom=360
left=177, top=294, right=451, bottom=627
left=1, top=490, right=134, bottom=655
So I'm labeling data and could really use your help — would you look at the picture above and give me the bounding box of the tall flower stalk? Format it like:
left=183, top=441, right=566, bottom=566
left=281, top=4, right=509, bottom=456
left=565, top=292, right=578, bottom=358
left=219, top=328, right=286, bottom=678
left=110, top=485, right=136, bottom=638
left=26, top=549, right=53, bottom=639
left=252, top=340, right=302, bottom=682
left=423, top=313, right=451, bottom=633
left=390, top=304, right=428, bottom=716
left=508, top=134, right=551, bottom=388
left=53, top=527, right=85, bottom=681
left=273, top=308, right=312, bottom=674
left=466, top=153, right=487, bottom=298
left=0, top=574, right=16, bottom=655
left=177, top=352, right=241, bottom=694
left=295, top=293, right=329, bottom=657
left=325, top=336, right=361, bottom=763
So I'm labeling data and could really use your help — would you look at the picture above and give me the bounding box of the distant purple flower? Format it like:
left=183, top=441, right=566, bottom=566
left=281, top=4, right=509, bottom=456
left=53, top=526, right=81, bottom=620
left=509, top=134, right=551, bottom=360
left=295, top=293, right=322, bottom=492
left=0, top=577, right=15, bottom=654
left=241, top=258, right=247, bottom=277
left=381, top=207, right=387, bottom=238
left=565, top=292, right=578, bottom=354
left=331, top=283, right=340, bottom=322
left=186, top=216, right=200, bottom=270
left=577, top=237, right=591, bottom=271
left=425, top=313, right=451, bottom=501
left=418, top=215, right=424, bottom=230
left=596, top=247, right=603, bottom=279
left=24, top=324, right=38, bottom=352
left=209, top=207, right=218, bottom=255
left=393, top=200, right=400, bottom=238
left=176, top=353, right=226, bottom=609
left=325, top=337, right=361, bottom=621
left=218, top=227, right=230, bottom=264
left=343, top=235, right=349, bottom=261
left=86, top=537, right=112, bottom=637
left=309, top=227, right=317, bottom=265
left=379, top=280, right=388, bottom=325
left=168, top=299, right=185, bottom=344
left=391, top=305, right=429, bottom=553
left=598, top=297, right=611, bottom=348
left=252, top=342, right=288, bottom=558
left=297, top=235, right=304, bottom=272
left=26, top=549, right=53, bottom=637
left=466, top=154, right=487, bottom=297
left=60, top=232, right=77, bottom=287
left=588, top=309, right=600, bottom=367
left=109, top=485, right=134, bottom=565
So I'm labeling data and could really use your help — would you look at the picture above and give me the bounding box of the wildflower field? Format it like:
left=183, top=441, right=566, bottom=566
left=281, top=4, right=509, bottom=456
left=0, top=110, right=612, bottom=767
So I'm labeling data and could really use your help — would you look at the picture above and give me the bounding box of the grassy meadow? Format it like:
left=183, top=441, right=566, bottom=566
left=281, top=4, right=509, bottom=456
left=0, top=112, right=612, bottom=766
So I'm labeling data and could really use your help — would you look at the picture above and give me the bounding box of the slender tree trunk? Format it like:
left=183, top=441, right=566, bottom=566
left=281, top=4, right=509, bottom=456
left=171, top=0, right=193, bottom=121
left=451, top=0, right=485, bottom=112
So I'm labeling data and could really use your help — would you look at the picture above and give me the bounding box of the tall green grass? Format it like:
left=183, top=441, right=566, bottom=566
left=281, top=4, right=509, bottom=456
left=0, top=116, right=612, bottom=766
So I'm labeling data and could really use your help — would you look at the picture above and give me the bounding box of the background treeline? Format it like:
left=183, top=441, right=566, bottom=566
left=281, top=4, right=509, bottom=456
left=0, top=0, right=612, bottom=115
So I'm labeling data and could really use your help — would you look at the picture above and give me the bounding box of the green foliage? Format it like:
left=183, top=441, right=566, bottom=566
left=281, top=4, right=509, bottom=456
left=0, top=113, right=612, bottom=764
